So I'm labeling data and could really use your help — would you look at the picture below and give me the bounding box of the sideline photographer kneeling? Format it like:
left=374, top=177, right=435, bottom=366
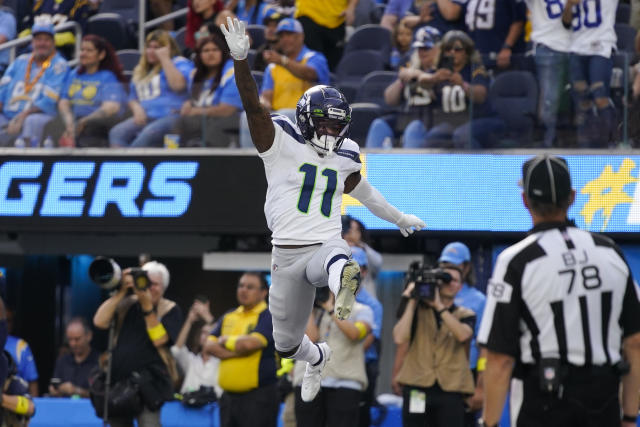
left=92, top=260, right=182, bottom=427
left=393, top=262, right=475, bottom=427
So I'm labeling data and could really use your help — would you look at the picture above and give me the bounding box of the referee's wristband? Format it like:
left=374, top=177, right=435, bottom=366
left=622, top=414, right=637, bottom=423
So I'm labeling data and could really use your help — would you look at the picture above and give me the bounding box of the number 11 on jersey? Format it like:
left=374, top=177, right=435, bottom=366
left=297, top=163, right=338, bottom=218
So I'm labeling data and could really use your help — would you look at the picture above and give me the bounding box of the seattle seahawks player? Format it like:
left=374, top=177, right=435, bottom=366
left=221, top=17, right=425, bottom=403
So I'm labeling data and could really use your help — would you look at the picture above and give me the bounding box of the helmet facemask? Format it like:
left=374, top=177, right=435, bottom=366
left=305, top=109, right=351, bottom=155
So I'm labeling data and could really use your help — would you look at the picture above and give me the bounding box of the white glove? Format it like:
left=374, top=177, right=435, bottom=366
left=396, top=214, right=426, bottom=237
left=220, top=17, right=250, bottom=61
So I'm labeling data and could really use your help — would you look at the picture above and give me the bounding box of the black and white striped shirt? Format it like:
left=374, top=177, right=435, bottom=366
left=478, top=221, right=640, bottom=367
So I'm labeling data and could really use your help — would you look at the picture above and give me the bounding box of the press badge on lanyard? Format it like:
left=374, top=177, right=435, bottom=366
left=409, top=389, right=426, bottom=413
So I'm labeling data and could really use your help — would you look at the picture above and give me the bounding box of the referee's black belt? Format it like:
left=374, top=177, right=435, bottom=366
left=518, top=363, right=620, bottom=378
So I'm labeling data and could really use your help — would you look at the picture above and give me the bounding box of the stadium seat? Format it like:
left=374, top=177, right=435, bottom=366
left=617, top=2, right=631, bottom=24
left=343, top=24, right=392, bottom=65
left=116, top=49, right=141, bottom=81
left=616, top=23, right=637, bottom=55
left=247, top=25, right=266, bottom=49
left=251, top=70, right=264, bottom=89
left=349, top=102, right=384, bottom=146
left=354, top=70, right=397, bottom=106
left=489, top=70, right=538, bottom=145
left=335, top=50, right=386, bottom=102
left=174, top=27, right=187, bottom=51
left=99, top=0, right=139, bottom=25
left=3, top=0, right=16, bottom=13
left=247, top=49, right=257, bottom=70
left=86, top=13, right=133, bottom=51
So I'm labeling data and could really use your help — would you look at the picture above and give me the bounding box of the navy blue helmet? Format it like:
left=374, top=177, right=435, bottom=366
left=295, top=85, right=352, bottom=155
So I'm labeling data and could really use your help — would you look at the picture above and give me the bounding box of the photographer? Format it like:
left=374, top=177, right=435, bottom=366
left=393, top=263, right=475, bottom=427
left=93, top=261, right=183, bottom=427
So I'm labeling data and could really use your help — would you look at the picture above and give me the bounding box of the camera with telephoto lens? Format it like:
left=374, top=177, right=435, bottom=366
left=406, top=262, right=452, bottom=300
left=89, top=257, right=151, bottom=291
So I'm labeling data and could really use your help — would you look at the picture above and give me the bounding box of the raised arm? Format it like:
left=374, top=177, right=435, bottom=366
left=221, top=17, right=274, bottom=153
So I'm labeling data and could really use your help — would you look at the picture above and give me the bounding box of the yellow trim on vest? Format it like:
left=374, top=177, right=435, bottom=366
left=224, top=335, right=238, bottom=352
left=147, top=323, right=167, bottom=341
left=354, top=321, right=368, bottom=340
left=15, top=396, right=29, bottom=415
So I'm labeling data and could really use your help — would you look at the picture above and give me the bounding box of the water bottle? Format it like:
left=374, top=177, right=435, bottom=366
left=43, top=136, right=54, bottom=148
left=14, top=137, right=26, bottom=148
left=382, top=136, right=393, bottom=149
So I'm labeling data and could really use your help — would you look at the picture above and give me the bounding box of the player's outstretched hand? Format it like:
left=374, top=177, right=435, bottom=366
left=396, top=214, right=426, bottom=237
left=220, top=17, right=250, bottom=61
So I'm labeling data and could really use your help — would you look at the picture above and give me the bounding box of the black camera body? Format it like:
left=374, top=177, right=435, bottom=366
left=129, top=267, right=151, bottom=291
left=89, top=257, right=150, bottom=291
left=406, top=262, right=452, bottom=300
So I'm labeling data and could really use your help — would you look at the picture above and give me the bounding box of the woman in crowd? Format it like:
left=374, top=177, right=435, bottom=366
left=185, top=0, right=228, bottom=51
left=43, top=35, right=126, bottom=147
left=175, top=29, right=243, bottom=147
left=227, top=0, right=268, bottom=25
left=109, top=30, right=193, bottom=148
left=402, top=30, right=503, bottom=148
left=365, top=26, right=440, bottom=148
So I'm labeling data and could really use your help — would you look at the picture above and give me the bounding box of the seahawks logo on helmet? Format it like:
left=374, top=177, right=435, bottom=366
left=295, top=85, right=352, bottom=156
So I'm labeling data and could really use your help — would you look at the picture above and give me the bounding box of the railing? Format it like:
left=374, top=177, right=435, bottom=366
left=0, top=20, right=82, bottom=63
left=141, top=7, right=188, bottom=51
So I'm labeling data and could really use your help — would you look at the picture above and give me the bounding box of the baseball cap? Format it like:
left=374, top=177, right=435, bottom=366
left=412, top=26, right=440, bottom=49
left=263, top=8, right=286, bottom=24
left=276, top=18, right=303, bottom=34
left=521, top=154, right=572, bottom=206
left=438, top=242, right=471, bottom=265
left=350, top=246, right=368, bottom=268
left=32, top=16, right=55, bottom=37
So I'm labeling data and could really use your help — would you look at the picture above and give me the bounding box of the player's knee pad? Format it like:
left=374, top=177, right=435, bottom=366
left=305, top=239, right=351, bottom=287
left=276, top=344, right=300, bottom=359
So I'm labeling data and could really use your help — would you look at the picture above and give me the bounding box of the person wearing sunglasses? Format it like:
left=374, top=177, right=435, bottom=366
left=402, top=30, right=503, bottom=149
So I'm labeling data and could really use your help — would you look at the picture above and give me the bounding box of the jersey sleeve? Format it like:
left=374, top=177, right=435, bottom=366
left=353, top=304, right=374, bottom=328
left=252, top=309, right=274, bottom=345
left=336, top=139, right=362, bottom=175
left=101, top=72, right=126, bottom=104
left=174, top=57, right=195, bottom=82
left=621, top=276, right=640, bottom=337
left=0, top=12, right=16, bottom=41
left=509, top=0, right=527, bottom=22
left=305, top=52, right=330, bottom=84
left=259, top=113, right=299, bottom=166
left=18, top=343, right=38, bottom=382
left=477, top=252, right=522, bottom=358
left=218, top=72, right=243, bottom=110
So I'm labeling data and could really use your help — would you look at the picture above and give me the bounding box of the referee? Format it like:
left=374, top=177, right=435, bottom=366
left=477, top=154, right=640, bottom=427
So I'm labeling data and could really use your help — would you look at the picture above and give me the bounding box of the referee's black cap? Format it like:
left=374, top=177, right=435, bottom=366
left=522, top=154, right=572, bottom=206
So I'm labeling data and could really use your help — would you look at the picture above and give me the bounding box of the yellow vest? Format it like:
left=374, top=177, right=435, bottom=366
left=295, top=0, right=347, bottom=29
left=271, top=52, right=315, bottom=111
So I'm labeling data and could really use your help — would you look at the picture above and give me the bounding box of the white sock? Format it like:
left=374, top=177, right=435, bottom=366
left=324, top=249, right=348, bottom=296
left=292, top=334, right=321, bottom=365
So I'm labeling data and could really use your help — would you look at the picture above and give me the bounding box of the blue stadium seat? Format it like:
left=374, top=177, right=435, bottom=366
left=335, top=50, right=386, bottom=102
left=251, top=70, right=264, bottom=89
left=86, top=13, right=133, bottom=51
left=99, top=0, right=139, bottom=25
left=617, top=2, right=631, bottom=24
left=616, top=23, right=636, bottom=54
left=116, top=49, right=140, bottom=81
left=174, top=27, right=187, bottom=51
left=247, top=49, right=257, bottom=69
left=344, top=24, right=392, bottom=65
left=354, top=70, right=397, bottom=106
left=489, top=70, right=538, bottom=145
left=247, top=25, right=266, bottom=49
left=349, top=103, right=384, bottom=146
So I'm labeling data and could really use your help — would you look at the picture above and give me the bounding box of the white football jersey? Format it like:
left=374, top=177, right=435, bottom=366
left=259, top=114, right=362, bottom=245
left=525, top=0, right=571, bottom=52
left=568, top=0, right=618, bottom=57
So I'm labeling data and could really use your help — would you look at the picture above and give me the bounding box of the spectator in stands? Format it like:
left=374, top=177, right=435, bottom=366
left=109, top=30, right=193, bottom=148
left=0, top=1, right=17, bottom=76
left=525, top=0, right=570, bottom=147
left=171, top=296, right=221, bottom=397
left=48, top=317, right=99, bottom=398
left=42, top=35, right=126, bottom=147
left=252, top=8, right=289, bottom=72
left=341, top=215, right=384, bottom=295
left=390, top=20, right=414, bottom=69
left=203, top=272, right=278, bottom=427
left=239, top=17, right=329, bottom=147
left=438, top=0, right=526, bottom=71
left=562, top=0, right=618, bottom=147
left=4, top=309, right=38, bottom=397
left=295, top=0, right=358, bottom=71
left=438, top=242, right=486, bottom=425
left=185, top=0, right=225, bottom=51
left=0, top=16, right=68, bottom=148
left=381, top=0, right=466, bottom=36
left=93, top=261, right=183, bottom=427
left=27, top=0, right=95, bottom=58
left=365, top=26, right=439, bottom=148
left=149, top=0, right=177, bottom=31
left=402, top=30, right=503, bottom=148
left=393, top=263, right=475, bottom=427
left=175, top=31, right=243, bottom=147
left=349, top=247, right=383, bottom=427
left=2, top=352, right=35, bottom=426
left=295, top=287, right=373, bottom=427
left=227, top=0, right=268, bottom=25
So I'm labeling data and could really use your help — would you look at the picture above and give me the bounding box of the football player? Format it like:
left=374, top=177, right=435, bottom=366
left=220, top=17, right=425, bottom=403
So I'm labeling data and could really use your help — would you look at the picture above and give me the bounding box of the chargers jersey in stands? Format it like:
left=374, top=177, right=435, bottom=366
left=525, top=0, right=571, bottom=52
left=259, top=114, right=362, bottom=246
left=478, top=222, right=640, bottom=367
left=0, top=53, right=68, bottom=118
left=461, top=0, right=526, bottom=54
left=62, top=69, right=126, bottom=117
left=129, top=56, right=193, bottom=119
left=188, top=59, right=242, bottom=109
left=568, top=0, right=618, bottom=58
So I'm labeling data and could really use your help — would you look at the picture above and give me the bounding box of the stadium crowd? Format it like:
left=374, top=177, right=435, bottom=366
left=0, top=0, right=636, bottom=149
